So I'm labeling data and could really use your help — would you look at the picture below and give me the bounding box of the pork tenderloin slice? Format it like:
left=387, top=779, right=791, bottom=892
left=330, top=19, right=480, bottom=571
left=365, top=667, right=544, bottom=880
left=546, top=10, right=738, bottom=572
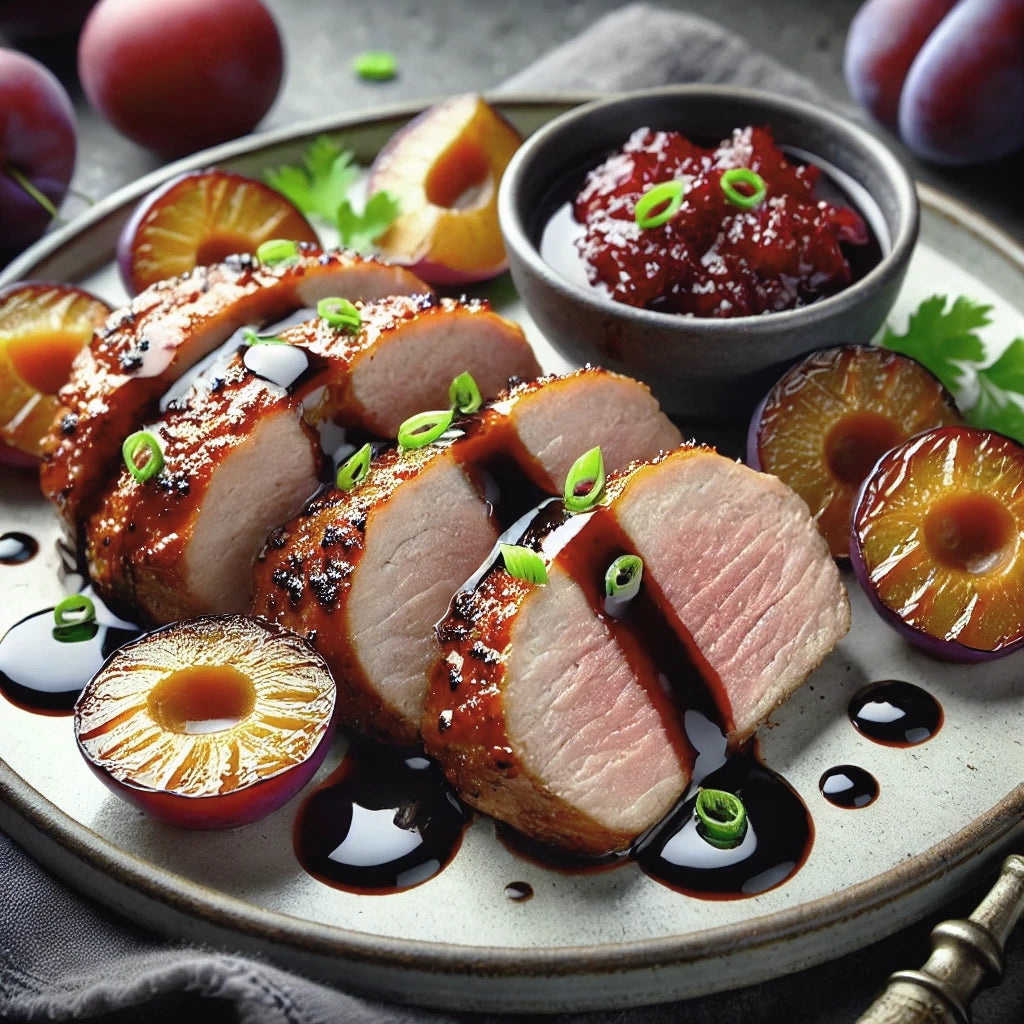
left=424, top=561, right=692, bottom=857
left=86, top=355, right=322, bottom=625
left=252, top=368, right=681, bottom=744
left=251, top=440, right=499, bottom=745
left=487, top=367, right=683, bottom=492
left=42, top=246, right=431, bottom=530
left=288, top=294, right=542, bottom=436
left=607, top=446, right=851, bottom=745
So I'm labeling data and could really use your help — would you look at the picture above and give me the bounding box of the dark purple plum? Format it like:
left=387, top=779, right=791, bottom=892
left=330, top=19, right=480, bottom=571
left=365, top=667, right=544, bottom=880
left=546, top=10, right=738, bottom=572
left=0, top=48, right=76, bottom=265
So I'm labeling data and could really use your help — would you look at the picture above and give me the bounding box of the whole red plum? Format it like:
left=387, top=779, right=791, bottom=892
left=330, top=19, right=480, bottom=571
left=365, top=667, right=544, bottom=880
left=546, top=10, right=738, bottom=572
left=844, top=0, right=1024, bottom=164
left=0, top=48, right=76, bottom=265
left=77, top=0, right=284, bottom=159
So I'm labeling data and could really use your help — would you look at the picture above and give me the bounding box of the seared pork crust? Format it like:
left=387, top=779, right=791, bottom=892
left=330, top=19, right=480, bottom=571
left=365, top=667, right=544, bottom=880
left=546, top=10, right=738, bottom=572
left=42, top=246, right=432, bottom=530
left=86, top=354, right=322, bottom=625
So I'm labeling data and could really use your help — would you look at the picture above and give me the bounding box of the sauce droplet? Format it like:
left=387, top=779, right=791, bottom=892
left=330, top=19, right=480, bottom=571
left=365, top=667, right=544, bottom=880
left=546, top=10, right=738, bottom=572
left=0, top=606, right=142, bottom=715
left=0, top=531, right=38, bottom=565
left=293, top=740, right=471, bottom=893
left=820, top=764, right=879, bottom=808
left=504, top=881, right=534, bottom=902
left=849, top=680, right=942, bottom=747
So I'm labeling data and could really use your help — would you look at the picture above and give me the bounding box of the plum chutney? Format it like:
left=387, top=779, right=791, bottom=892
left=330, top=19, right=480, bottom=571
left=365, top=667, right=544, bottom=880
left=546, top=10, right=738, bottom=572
left=569, top=125, right=870, bottom=317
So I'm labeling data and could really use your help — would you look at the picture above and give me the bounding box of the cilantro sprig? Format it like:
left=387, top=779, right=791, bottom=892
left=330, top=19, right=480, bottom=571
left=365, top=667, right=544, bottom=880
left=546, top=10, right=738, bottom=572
left=264, top=136, right=399, bottom=254
left=881, top=294, right=1024, bottom=444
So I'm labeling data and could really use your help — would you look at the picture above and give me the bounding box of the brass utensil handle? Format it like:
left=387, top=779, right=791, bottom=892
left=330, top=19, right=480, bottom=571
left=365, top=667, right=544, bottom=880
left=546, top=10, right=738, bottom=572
left=856, top=854, right=1024, bottom=1024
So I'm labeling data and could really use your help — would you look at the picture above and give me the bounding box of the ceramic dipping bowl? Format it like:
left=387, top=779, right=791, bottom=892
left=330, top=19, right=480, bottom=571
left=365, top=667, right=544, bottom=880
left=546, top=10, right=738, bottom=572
left=497, top=85, right=919, bottom=420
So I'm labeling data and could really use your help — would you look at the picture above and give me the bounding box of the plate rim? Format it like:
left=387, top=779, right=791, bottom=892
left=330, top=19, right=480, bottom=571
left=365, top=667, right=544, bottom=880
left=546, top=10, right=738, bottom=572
left=2, top=93, right=1024, bottom=1010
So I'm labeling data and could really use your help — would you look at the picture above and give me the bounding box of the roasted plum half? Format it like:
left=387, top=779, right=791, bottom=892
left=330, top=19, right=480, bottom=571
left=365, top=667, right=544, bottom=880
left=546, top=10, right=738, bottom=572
left=748, top=345, right=963, bottom=557
left=367, top=93, right=523, bottom=285
left=0, top=281, right=112, bottom=463
left=74, top=615, right=337, bottom=828
left=850, top=425, right=1024, bottom=661
left=117, top=168, right=320, bottom=295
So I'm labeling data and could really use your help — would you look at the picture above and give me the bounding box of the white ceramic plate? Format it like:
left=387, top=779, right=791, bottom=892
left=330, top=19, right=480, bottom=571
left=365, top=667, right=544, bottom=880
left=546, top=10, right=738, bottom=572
left=2, top=98, right=1023, bottom=1014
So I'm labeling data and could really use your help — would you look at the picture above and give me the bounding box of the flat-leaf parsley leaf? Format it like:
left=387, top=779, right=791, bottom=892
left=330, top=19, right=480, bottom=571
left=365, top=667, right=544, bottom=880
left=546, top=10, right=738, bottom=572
left=880, top=294, right=1024, bottom=444
left=263, top=136, right=399, bottom=254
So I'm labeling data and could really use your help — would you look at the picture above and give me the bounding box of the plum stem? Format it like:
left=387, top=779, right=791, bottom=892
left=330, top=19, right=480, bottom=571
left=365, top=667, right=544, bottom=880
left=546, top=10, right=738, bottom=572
left=4, top=163, right=63, bottom=222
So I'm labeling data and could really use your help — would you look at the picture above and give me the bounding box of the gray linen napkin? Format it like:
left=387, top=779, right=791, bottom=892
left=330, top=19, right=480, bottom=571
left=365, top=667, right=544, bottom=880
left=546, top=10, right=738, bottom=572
left=0, top=5, right=902, bottom=1024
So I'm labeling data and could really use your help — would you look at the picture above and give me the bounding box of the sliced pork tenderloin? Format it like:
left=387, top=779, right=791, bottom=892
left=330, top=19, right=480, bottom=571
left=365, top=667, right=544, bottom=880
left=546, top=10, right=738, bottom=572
left=42, top=246, right=432, bottom=531
left=287, top=294, right=542, bottom=437
left=423, top=556, right=693, bottom=858
left=252, top=440, right=498, bottom=745
left=423, top=444, right=849, bottom=855
left=605, top=445, right=851, bottom=745
left=86, top=353, right=322, bottom=625
left=252, top=367, right=682, bottom=745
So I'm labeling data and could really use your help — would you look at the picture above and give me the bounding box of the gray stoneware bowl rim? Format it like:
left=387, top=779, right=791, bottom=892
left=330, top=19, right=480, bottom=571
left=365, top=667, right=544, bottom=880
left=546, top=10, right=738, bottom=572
left=497, top=83, right=920, bottom=339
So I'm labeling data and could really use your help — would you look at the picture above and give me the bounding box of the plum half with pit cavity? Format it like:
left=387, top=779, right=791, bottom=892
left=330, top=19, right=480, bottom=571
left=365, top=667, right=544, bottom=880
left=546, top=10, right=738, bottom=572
left=367, top=93, right=523, bottom=285
left=0, top=281, right=112, bottom=463
left=117, top=168, right=320, bottom=295
left=75, top=615, right=337, bottom=828
left=850, top=425, right=1024, bottom=661
left=748, top=345, right=962, bottom=557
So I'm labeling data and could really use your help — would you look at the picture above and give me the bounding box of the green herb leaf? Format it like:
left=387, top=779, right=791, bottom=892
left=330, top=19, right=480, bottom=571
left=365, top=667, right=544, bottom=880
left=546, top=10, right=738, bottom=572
left=264, top=135, right=360, bottom=224
left=969, top=367, right=1024, bottom=444
left=336, top=190, right=401, bottom=252
left=880, top=295, right=990, bottom=397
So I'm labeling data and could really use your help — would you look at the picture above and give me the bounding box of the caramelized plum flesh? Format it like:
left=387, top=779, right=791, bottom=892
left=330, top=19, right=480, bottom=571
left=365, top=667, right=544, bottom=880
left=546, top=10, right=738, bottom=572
left=748, top=345, right=962, bottom=557
left=850, top=426, right=1024, bottom=660
left=117, top=169, right=320, bottom=295
left=0, top=282, right=112, bottom=460
left=367, top=94, right=523, bottom=284
left=74, top=615, right=336, bottom=828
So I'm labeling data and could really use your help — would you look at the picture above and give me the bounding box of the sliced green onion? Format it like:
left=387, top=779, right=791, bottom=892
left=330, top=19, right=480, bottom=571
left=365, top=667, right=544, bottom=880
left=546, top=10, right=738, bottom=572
left=317, top=296, right=362, bottom=332
left=255, top=238, right=300, bottom=266
left=720, top=168, right=767, bottom=210
left=500, top=544, right=548, bottom=585
left=397, top=408, right=455, bottom=449
left=564, top=446, right=605, bottom=512
left=336, top=443, right=372, bottom=490
left=353, top=50, right=398, bottom=81
left=634, top=180, right=685, bottom=229
left=605, top=554, right=643, bottom=601
left=53, top=593, right=98, bottom=644
left=122, top=430, right=164, bottom=483
left=449, top=371, right=482, bottom=414
left=53, top=594, right=96, bottom=628
left=695, top=788, right=748, bottom=849
left=242, top=327, right=286, bottom=346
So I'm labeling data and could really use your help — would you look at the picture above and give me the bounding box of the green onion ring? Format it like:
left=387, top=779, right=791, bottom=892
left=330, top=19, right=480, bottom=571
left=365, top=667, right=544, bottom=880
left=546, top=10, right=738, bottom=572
left=634, top=180, right=685, bottom=229
left=336, top=443, right=373, bottom=491
left=397, top=409, right=455, bottom=449
left=604, top=554, right=643, bottom=601
left=564, top=446, right=605, bottom=512
left=121, top=430, right=164, bottom=483
left=695, top=788, right=748, bottom=849
left=500, top=544, right=549, bottom=585
left=353, top=50, right=398, bottom=81
left=255, top=238, right=300, bottom=266
left=720, top=168, right=767, bottom=210
left=449, top=371, right=482, bottom=414
left=317, top=296, right=362, bottom=332
left=53, top=593, right=96, bottom=628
